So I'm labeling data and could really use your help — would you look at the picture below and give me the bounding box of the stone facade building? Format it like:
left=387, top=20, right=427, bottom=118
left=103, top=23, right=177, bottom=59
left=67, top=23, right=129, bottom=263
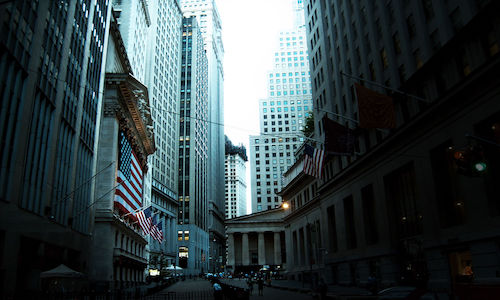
left=225, top=208, right=287, bottom=275
left=89, top=13, right=155, bottom=292
left=276, top=0, right=500, bottom=297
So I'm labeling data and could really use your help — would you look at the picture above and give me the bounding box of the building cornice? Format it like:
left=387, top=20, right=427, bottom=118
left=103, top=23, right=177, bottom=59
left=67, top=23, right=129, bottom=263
left=105, top=73, right=156, bottom=170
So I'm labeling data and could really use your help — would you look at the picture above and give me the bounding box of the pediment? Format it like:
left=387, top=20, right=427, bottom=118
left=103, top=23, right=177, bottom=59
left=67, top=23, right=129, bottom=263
left=226, top=208, right=285, bottom=224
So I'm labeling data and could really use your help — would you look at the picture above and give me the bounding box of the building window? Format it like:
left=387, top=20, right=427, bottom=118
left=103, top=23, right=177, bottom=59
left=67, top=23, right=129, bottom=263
left=384, top=162, right=422, bottom=238
left=422, top=0, right=435, bottom=21
left=327, top=205, right=338, bottom=252
left=406, top=14, right=417, bottom=38
left=343, top=196, right=357, bottom=249
left=430, top=141, right=465, bottom=228
left=380, top=48, right=389, bottom=69
left=361, top=184, right=379, bottom=245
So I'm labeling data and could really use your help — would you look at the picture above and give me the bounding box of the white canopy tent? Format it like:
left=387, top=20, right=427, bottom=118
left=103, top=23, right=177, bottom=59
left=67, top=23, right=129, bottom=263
left=40, top=264, right=84, bottom=279
left=166, top=265, right=183, bottom=271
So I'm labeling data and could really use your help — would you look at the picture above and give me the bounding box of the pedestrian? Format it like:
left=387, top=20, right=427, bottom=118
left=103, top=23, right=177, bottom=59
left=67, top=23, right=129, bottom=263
left=247, top=277, right=254, bottom=295
left=367, top=273, right=377, bottom=295
left=318, top=278, right=327, bottom=300
left=213, top=279, right=223, bottom=300
left=257, top=276, right=264, bottom=296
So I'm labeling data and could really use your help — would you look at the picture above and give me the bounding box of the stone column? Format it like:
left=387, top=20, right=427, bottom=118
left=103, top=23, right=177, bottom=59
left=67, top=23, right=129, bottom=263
left=305, top=225, right=311, bottom=267
left=258, top=232, right=266, bottom=265
left=165, top=216, right=170, bottom=252
left=227, top=233, right=235, bottom=268
left=274, top=232, right=282, bottom=265
left=242, top=232, right=250, bottom=266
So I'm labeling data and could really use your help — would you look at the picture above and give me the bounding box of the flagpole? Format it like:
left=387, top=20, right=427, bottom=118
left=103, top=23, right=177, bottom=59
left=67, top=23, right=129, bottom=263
left=123, top=206, right=148, bottom=217
left=339, top=71, right=430, bottom=103
left=317, top=108, right=359, bottom=124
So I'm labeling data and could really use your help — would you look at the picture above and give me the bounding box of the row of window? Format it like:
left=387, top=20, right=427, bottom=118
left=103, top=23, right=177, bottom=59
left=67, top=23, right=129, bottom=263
left=270, top=71, right=309, bottom=78
left=270, top=90, right=311, bottom=96
left=263, top=99, right=309, bottom=106
left=262, top=106, right=310, bottom=113
left=279, top=35, right=303, bottom=41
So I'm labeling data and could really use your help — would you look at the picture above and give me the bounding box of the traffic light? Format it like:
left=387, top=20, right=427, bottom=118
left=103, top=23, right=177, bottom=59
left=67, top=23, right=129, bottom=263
left=448, top=145, right=487, bottom=176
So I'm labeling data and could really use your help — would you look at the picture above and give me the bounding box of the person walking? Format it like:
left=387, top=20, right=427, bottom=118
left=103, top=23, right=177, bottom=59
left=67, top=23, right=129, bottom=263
left=213, top=279, right=223, bottom=300
left=247, top=277, right=254, bottom=295
left=257, top=276, right=264, bottom=296
left=317, top=278, right=328, bottom=300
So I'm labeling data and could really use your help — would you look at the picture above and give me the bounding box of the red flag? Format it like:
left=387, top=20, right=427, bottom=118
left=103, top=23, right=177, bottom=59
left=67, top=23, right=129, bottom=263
left=322, top=116, right=355, bottom=155
left=355, top=83, right=396, bottom=128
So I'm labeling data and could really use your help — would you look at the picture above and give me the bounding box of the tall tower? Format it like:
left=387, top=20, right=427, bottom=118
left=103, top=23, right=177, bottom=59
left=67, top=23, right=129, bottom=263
left=177, top=16, right=210, bottom=274
left=111, top=0, right=151, bottom=83
left=249, top=27, right=313, bottom=213
left=143, top=0, right=183, bottom=267
left=180, top=0, right=225, bottom=274
left=225, top=138, right=248, bottom=219
left=0, top=0, right=111, bottom=296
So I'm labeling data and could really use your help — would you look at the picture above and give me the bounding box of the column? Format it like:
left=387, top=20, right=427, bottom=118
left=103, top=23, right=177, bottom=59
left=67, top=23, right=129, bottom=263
left=258, top=232, right=266, bottom=265
left=242, top=233, right=250, bottom=266
left=274, top=231, right=282, bottom=265
left=227, top=233, right=235, bottom=268
left=305, top=225, right=311, bottom=266
left=168, top=217, right=173, bottom=253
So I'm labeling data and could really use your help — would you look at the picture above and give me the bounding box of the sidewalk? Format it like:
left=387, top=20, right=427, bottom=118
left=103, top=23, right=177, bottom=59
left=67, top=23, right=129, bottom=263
left=225, top=278, right=373, bottom=298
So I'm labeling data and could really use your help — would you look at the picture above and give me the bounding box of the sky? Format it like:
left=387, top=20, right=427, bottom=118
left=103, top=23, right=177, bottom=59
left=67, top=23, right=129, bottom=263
left=216, top=0, right=296, bottom=213
left=217, top=0, right=295, bottom=148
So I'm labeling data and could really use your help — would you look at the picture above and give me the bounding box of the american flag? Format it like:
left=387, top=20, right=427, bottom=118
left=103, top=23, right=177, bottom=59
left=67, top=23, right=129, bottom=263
left=115, top=131, right=143, bottom=214
left=303, top=144, right=325, bottom=178
left=151, top=216, right=163, bottom=243
left=135, top=206, right=152, bottom=235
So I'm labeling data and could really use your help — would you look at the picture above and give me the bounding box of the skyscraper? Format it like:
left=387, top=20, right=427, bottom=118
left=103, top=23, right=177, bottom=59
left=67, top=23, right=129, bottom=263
left=0, top=0, right=111, bottom=296
left=143, top=0, right=183, bottom=268
left=111, top=0, right=150, bottom=83
left=225, top=138, right=248, bottom=219
left=180, top=0, right=225, bottom=274
left=177, top=16, right=210, bottom=274
left=249, top=26, right=313, bottom=213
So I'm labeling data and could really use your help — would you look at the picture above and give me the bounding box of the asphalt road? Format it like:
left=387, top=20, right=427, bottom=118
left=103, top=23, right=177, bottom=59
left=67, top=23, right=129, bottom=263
left=156, top=278, right=315, bottom=300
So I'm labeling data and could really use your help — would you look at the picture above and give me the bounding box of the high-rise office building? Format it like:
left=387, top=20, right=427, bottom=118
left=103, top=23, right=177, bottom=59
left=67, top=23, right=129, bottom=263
left=180, top=0, right=225, bottom=274
left=249, top=27, right=313, bottom=213
left=225, top=139, right=248, bottom=219
left=0, top=1, right=111, bottom=297
left=111, top=0, right=150, bottom=83
left=143, top=0, right=183, bottom=268
left=177, top=16, right=210, bottom=274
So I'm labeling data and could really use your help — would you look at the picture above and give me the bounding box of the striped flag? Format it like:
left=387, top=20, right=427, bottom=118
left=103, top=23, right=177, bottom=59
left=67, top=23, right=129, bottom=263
left=355, top=83, right=396, bottom=129
left=303, top=144, right=325, bottom=178
left=115, top=131, right=143, bottom=215
left=135, top=206, right=152, bottom=235
left=151, top=216, right=163, bottom=243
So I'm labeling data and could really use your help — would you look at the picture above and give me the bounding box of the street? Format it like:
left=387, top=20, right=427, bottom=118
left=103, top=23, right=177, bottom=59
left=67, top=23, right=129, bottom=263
left=153, top=278, right=315, bottom=300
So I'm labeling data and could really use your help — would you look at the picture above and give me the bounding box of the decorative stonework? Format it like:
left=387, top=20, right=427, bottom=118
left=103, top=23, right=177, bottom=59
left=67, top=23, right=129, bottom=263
left=132, top=88, right=154, bottom=143
left=103, top=97, right=122, bottom=117
left=105, top=73, right=156, bottom=170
